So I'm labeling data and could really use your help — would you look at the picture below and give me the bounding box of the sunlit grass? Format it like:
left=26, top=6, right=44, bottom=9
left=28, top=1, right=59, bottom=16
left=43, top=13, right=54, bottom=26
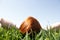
left=0, top=26, right=60, bottom=40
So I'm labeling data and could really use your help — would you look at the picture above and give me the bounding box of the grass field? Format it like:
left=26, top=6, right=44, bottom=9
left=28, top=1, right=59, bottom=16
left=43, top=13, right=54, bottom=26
left=0, top=26, right=60, bottom=40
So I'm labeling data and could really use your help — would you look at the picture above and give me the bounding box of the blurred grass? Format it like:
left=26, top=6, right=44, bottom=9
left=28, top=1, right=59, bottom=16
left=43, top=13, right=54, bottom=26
left=0, top=26, right=60, bottom=40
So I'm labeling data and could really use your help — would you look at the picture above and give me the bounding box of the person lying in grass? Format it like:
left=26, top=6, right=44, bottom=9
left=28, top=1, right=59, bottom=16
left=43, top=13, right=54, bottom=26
left=0, top=18, right=16, bottom=29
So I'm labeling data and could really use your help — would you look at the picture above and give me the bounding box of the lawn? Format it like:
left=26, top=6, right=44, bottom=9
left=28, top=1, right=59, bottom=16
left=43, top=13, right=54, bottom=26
left=0, top=26, right=60, bottom=40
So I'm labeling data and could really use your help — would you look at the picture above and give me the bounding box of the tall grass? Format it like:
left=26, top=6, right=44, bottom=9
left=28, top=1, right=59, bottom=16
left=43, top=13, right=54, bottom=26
left=0, top=26, right=60, bottom=40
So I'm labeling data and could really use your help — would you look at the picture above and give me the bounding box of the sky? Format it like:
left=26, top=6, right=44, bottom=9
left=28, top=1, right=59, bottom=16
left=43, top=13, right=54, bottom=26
left=0, top=0, right=60, bottom=29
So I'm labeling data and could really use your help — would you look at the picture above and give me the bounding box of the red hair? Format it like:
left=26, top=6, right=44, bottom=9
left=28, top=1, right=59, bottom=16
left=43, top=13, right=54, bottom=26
left=19, top=16, right=41, bottom=34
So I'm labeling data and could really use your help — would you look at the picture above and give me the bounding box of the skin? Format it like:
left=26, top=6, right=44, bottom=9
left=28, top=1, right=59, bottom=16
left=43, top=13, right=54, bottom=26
left=19, top=16, right=41, bottom=34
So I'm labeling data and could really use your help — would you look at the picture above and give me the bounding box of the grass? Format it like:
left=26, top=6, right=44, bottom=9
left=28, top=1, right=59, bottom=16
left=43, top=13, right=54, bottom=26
left=0, top=26, right=60, bottom=40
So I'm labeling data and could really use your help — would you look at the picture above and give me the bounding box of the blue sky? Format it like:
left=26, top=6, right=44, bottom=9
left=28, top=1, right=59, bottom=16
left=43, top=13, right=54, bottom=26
left=0, top=0, right=60, bottom=29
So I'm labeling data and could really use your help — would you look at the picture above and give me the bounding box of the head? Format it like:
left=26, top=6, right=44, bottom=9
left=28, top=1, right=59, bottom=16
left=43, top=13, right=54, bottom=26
left=0, top=18, right=1, bottom=23
left=19, top=16, right=41, bottom=34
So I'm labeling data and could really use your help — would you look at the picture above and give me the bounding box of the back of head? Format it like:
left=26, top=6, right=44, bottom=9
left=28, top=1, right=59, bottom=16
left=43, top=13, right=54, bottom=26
left=19, top=16, right=41, bottom=34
